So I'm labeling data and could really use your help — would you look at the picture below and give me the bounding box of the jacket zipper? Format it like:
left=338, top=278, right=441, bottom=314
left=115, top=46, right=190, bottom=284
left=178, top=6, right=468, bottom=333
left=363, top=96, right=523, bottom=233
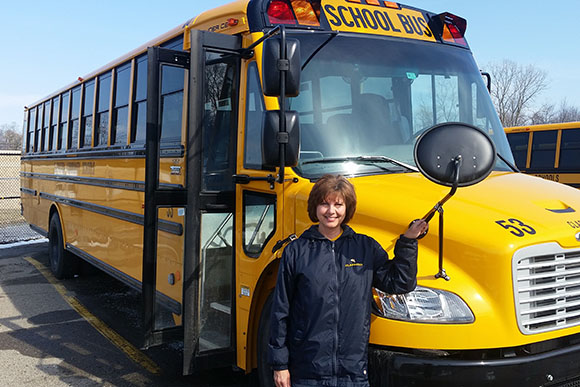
left=331, top=240, right=339, bottom=378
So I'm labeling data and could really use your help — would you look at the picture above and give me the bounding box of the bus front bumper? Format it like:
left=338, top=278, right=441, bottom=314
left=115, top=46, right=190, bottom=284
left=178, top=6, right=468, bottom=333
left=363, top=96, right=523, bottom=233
left=369, top=343, right=580, bottom=386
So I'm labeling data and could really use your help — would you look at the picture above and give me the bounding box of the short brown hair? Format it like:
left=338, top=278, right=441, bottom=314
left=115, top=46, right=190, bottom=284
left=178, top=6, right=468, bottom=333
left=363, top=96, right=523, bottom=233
left=307, top=175, right=357, bottom=224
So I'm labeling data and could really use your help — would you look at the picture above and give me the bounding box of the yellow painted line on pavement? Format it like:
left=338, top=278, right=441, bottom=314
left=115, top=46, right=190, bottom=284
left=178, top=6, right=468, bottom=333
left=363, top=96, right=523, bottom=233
left=25, top=257, right=162, bottom=375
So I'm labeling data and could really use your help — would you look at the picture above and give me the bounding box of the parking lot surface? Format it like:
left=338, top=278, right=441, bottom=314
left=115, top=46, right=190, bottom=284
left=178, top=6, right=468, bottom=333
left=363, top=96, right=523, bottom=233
left=0, top=241, right=250, bottom=386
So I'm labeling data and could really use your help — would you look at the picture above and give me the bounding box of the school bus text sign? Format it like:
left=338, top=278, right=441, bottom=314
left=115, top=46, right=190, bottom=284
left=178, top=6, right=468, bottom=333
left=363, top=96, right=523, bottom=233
left=321, top=0, right=436, bottom=42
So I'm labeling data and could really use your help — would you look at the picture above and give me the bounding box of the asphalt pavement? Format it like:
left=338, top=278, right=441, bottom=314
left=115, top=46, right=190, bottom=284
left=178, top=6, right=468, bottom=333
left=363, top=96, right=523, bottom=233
left=0, top=241, right=250, bottom=387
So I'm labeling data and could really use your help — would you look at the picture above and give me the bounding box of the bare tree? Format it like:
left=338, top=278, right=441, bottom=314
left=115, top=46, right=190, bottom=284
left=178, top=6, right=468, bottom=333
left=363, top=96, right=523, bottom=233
left=529, top=103, right=556, bottom=124
left=553, top=99, right=580, bottom=123
left=487, top=60, right=548, bottom=127
left=0, top=122, right=22, bottom=151
left=530, top=99, right=580, bottom=124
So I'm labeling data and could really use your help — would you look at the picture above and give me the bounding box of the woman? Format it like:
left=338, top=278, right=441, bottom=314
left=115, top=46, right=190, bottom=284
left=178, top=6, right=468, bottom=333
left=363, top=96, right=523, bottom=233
left=269, top=174, right=427, bottom=387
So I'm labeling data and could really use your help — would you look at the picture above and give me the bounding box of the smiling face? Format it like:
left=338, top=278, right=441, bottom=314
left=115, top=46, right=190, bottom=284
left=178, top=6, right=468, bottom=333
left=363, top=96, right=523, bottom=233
left=316, top=192, right=346, bottom=237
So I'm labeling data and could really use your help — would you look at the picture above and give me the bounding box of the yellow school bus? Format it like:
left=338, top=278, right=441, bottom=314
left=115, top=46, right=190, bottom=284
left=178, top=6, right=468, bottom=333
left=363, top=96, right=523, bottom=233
left=21, top=0, right=580, bottom=385
left=506, top=122, right=580, bottom=188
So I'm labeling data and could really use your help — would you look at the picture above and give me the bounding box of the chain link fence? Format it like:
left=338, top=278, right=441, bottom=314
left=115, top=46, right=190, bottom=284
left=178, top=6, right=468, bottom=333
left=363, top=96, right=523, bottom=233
left=0, top=151, right=43, bottom=244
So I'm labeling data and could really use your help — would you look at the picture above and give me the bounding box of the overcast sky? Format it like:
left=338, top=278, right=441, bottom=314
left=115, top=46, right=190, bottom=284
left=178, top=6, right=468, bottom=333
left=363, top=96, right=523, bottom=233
left=1, top=0, right=578, bottom=128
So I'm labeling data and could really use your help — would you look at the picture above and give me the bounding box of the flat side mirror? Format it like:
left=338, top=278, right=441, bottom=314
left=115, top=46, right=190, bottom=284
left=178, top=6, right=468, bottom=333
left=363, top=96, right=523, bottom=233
left=262, top=110, right=300, bottom=168
left=414, top=122, right=496, bottom=188
left=262, top=38, right=301, bottom=97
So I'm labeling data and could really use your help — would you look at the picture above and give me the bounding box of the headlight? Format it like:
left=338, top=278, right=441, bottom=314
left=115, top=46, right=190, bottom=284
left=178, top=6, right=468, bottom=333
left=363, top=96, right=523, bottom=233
left=372, top=286, right=474, bottom=323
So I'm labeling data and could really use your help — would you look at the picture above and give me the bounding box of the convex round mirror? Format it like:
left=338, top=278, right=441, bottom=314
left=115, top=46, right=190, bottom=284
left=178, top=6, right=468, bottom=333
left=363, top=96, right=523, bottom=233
left=414, top=122, right=496, bottom=187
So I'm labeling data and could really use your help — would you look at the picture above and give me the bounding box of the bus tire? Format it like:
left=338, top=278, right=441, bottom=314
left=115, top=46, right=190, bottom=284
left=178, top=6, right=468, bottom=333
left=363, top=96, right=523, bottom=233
left=257, top=292, right=275, bottom=387
left=48, top=214, right=78, bottom=279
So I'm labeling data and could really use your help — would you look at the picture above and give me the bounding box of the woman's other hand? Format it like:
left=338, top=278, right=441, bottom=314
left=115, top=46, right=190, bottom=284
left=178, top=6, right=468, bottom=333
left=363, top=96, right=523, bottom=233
left=274, top=369, right=291, bottom=387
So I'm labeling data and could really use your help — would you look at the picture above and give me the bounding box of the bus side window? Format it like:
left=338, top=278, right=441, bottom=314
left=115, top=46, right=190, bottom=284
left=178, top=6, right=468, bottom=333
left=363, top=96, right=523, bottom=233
left=159, top=64, right=185, bottom=143
left=559, top=128, right=580, bottom=170
left=43, top=101, right=50, bottom=152
left=50, top=96, right=59, bottom=151
left=112, top=63, right=131, bottom=146
left=22, top=110, right=28, bottom=153
left=81, top=80, right=95, bottom=148
left=243, top=62, right=265, bottom=170
left=202, top=54, right=238, bottom=192
left=35, top=103, right=43, bottom=153
left=96, top=72, right=112, bottom=147
left=27, top=107, right=36, bottom=153
left=530, top=130, right=557, bottom=169
left=59, top=92, right=70, bottom=150
left=132, top=55, right=147, bottom=144
left=506, top=132, right=529, bottom=170
left=243, top=192, right=276, bottom=257
left=70, top=86, right=81, bottom=150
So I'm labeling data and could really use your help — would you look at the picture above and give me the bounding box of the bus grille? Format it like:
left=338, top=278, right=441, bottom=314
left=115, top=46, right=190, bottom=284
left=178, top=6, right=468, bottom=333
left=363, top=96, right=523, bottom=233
left=513, top=243, right=580, bottom=334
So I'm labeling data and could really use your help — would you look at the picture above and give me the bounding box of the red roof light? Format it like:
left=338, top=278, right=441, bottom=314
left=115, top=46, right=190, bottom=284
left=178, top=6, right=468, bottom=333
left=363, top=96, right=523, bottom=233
left=267, top=0, right=297, bottom=25
left=437, top=12, right=468, bottom=47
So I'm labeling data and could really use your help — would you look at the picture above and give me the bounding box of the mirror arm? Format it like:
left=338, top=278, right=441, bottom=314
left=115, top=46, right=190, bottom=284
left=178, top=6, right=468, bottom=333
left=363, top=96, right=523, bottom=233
left=480, top=70, right=491, bottom=92
left=421, top=155, right=462, bottom=222
left=238, top=25, right=281, bottom=59
left=277, top=25, right=287, bottom=184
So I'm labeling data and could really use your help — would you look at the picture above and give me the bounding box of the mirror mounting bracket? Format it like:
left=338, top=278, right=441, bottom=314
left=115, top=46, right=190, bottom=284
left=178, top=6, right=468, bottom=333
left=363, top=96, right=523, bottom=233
left=423, top=155, right=461, bottom=281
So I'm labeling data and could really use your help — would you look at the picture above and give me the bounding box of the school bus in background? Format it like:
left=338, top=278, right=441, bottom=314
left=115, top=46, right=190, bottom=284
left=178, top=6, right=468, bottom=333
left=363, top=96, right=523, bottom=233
left=505, top=121, right=580, bottom=188
left=20, top=0, right=580, bottom=385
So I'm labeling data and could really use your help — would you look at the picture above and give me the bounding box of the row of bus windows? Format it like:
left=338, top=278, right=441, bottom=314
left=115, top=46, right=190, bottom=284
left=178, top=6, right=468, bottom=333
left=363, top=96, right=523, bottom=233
left=507, top=128, right=580, bottom=170
left=24, top=37, right=183, bottom=154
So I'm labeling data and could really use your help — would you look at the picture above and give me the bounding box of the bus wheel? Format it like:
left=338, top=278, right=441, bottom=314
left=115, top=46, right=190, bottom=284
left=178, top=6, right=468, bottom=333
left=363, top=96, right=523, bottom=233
left=48, top=214, right=78, bottom=279
left=257, top=292, right=275, bottom=387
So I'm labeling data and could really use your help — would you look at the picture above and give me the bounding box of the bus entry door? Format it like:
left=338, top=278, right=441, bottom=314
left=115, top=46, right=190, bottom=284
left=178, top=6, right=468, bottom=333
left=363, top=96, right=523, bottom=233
left=184, top=30, right=241, bottom=374
left=143, top=47, right=189, bottom=348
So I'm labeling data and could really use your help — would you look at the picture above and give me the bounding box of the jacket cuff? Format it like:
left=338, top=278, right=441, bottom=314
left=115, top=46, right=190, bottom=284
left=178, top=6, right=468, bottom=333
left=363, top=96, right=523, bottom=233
left=398, top=234, right=418, bottom=244
left=271, top=364, right=289, bottom=371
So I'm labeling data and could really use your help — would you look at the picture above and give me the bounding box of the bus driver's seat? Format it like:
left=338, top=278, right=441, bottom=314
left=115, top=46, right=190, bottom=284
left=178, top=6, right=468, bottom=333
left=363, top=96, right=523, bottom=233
left=355, top=93, right=404, bottom=149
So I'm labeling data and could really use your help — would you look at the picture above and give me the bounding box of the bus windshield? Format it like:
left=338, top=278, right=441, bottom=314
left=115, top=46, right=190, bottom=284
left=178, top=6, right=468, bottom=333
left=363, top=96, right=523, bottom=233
left=289, top=33, right=514, bottom=178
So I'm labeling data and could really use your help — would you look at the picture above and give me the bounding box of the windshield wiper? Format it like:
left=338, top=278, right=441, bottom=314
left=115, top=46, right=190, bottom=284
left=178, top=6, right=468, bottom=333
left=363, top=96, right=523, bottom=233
left=496, top=152, right=519, bottom=172
left=301, top=155, right=418, bottom=172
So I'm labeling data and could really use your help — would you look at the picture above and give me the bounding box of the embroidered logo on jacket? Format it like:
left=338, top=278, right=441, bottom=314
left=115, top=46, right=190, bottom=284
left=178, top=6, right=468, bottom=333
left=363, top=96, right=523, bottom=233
left=345, top=258, right=363, bottom=267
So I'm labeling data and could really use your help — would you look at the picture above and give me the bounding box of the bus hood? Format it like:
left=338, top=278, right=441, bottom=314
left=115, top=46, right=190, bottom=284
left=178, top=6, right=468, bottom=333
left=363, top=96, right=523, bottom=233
left=291, top=171, right=580, bottom=349
left=347, top=171, right=580, bottom=252
left=293, top=170, right=580, bottom=301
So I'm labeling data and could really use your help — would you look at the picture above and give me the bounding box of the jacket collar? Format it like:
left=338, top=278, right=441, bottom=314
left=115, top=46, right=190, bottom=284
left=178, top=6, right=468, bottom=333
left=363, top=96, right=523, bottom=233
left=301, top=224, right=355, bottom=241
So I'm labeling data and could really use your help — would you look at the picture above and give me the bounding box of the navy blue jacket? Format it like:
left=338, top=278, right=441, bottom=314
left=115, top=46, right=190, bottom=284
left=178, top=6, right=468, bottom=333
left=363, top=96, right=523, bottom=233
left=268, top=225, right=418, bottom=385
